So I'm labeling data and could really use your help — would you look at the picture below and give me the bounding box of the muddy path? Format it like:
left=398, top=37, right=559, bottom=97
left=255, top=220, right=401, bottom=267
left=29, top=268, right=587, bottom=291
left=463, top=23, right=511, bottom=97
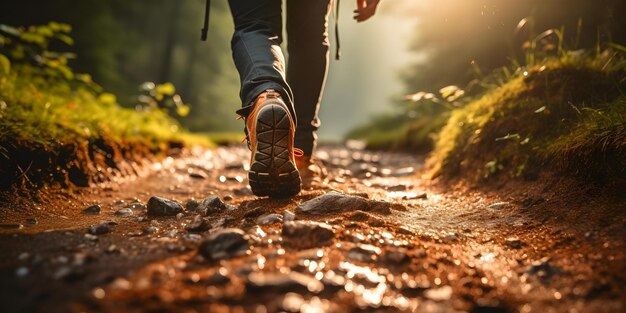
left=0, top=144, right=624, bottom=313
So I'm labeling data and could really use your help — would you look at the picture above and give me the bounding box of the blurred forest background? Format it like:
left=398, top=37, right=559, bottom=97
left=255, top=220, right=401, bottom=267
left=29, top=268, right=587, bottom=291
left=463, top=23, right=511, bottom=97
left=2, top=0, right=625, bottom=138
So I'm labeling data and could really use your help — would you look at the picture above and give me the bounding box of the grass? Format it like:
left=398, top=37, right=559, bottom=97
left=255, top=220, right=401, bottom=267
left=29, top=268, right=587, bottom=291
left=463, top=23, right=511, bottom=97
left=428, top=52, right=625, bottom=180
left=349, top=49, right=625, bottom=182
left=0, top=62, right=213, bottom=188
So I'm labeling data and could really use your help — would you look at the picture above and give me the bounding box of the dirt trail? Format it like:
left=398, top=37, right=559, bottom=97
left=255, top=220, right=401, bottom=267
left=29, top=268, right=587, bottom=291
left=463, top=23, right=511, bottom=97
left=0, top=144, right=624, bottom=313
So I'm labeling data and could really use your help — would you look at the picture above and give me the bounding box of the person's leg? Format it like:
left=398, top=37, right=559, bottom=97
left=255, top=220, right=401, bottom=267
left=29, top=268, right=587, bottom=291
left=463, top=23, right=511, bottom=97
left=228, top=0, right=302, bottom=197
left=286, top=0, right=332, bottom=156
left=228, top=0, right=295, bottom=120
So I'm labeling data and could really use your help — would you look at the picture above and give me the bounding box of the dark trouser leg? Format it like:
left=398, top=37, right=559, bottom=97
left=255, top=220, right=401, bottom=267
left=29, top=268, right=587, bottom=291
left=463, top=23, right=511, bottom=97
left=286, top=0, right=332, bottom=156
left=227, top=0, right=295, bottom=120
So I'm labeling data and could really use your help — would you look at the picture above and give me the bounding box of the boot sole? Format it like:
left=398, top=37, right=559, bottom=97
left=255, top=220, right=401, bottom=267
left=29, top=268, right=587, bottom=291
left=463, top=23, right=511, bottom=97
left=249, top=104, right=301, bottom=197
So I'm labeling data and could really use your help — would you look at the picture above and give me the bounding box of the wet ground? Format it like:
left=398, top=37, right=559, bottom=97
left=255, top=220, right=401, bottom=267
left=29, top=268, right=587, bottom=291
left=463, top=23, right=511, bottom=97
left=0, top=144, right=624, bottom=313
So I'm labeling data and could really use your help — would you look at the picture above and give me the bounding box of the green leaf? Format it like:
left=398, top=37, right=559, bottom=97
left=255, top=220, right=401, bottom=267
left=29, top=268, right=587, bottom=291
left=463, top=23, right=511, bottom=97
left=98, top=93, right=117, bottom=105
left=156, top=82, right=176, bottom=96
left=176, top=104, right=190, bottom=117
left=0, top=54, right=10, bottom=75
left=56, top=34, right=74, bottom=46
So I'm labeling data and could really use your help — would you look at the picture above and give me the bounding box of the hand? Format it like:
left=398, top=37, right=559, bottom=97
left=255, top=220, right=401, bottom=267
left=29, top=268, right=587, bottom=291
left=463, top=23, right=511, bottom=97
left=354, top=0, right=380, bottom=22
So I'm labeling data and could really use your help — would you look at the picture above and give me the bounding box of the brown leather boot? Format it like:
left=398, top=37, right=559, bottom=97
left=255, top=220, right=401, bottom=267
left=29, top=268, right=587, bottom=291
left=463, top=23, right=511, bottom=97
left=245, top=90, right=302, bottom=197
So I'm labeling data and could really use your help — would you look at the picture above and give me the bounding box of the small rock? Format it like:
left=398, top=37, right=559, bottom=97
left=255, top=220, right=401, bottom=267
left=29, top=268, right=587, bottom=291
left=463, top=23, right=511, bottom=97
left=387, top=184, right=408, bottom=191
left=198, top=228, right=249, bottom=261
left=185, top=199, right=199, bottom=211
left=527, top=257, right=558, bottom=279
left=282, top=221, right=334, bottom=249
left=82, top=205, right=101, bottom=215
left=0, top=224, right=23, bottom=230
left=382, top=248, right=410, bottom=264
left=84, top=233, right=99, bottom=241
left=443, top=233, right=458, bottom=243
left=16, top=267, right=29, bottom=277
left=234, top=187, right=253, bottom=196
left=88, top=223, right=111, bottom=235
left=114, top=208, right=133, bottom=217
left=18, top=252, right=30, bottom=261
left=185, top=215, right=210, bottom=232
left=176, top=213, right=184, bottom=219
left=26, top=218, right=38, bottom=225
left=296, top=191, right=394, bottom=216
left=425, top=285, right=453, bottom=301
left=196, top=196, right=235, bottom=216
left=256, top=213, right=283, bottom=225
left=398, top=226, right=414, bottom=235
left=52, top=266, right=84, bottom=282
left=147, top=196, right=184, bottom=216
left=346, top=244, right=381, bottom=263
left=505, top=237, right=522, bottom=249
left=212, top=217, right=235, bottom=229
left=246, top=272, right=323, bottom=293
left=106, top=244, right=119, bottom=254
left=487, top=202, right=508, bottom=210
left=223, top=195, right=233, bottom=201
left=283, top=210, right=295, bottom=222
left=143, top=226, right=159, bottom=234
left=189, top=172, right=207, bottom=179
left=392, top=167, right=416, bottom=177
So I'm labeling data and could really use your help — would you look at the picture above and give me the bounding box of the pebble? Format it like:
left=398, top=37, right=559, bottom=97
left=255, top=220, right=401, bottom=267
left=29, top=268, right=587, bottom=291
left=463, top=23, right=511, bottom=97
left=185, top=215, right=210, bottom=232
left=114, top=208, right=133, bottom=217
left=189, top=172, right=207, bottom=179
left=296, top=191, right=393, bottom=216
left=256, top=213, right=283, bottom=225
left=82, top=204, right=101, bottom=215
left=387, top=184, right=408, bottom=191
left=26, top=218, right=38, bottom=225
left=527, top=257, right=558, bottom=278
left=246, top=272, right=324, bottom=293
left=198, top=228, right=249, bottom=261
left=185, top=199, right=199, bottom=211
left=283, top=210, right=295, bottom=222
left=282, top=221, right=334, bottom=249
left=196, top=196, right=235, bottom=216
left=382, top=248, right=410, bottom=264
left=16, top=266, right=29, bottom=277
left=505, top=237, right=522, bottom=249
left=88, top=223, right=111, bottom=235
left=0, top=224, right=24, bottom=230
left=346, top=244, right=381, bottom=262
left=147, top=196, right=184, bottom=216
left=487, top=202, right=508, bottom=210
left=443, top=233, right=458, bottom=243
left=398, top=226, right=414, bottom=235
left=143, top=226, right=159, bottom=234
left=84, top=233, right=99, bottom=241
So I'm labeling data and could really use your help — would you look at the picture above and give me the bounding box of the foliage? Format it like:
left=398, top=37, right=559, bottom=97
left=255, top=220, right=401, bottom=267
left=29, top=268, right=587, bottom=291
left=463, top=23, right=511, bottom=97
left=427, top=49, right=625, bottom=180
left=350, top=17, right=626, bottom=181
left=0, top=0, right=241, bottom=133
left=0, top=23, right=211, bottom=168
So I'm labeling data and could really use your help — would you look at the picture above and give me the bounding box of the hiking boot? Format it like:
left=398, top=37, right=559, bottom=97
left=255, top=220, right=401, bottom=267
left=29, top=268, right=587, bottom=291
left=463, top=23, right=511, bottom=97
left=296, top=155, right=328, bottom=182
left=245, top=90, right=302, bottom=197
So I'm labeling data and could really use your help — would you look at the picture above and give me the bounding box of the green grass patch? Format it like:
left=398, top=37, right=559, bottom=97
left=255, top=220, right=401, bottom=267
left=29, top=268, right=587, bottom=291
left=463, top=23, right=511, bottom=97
left=427, top=52, right=625, bottom=180
left=0, top=23, right=216, bottom=189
